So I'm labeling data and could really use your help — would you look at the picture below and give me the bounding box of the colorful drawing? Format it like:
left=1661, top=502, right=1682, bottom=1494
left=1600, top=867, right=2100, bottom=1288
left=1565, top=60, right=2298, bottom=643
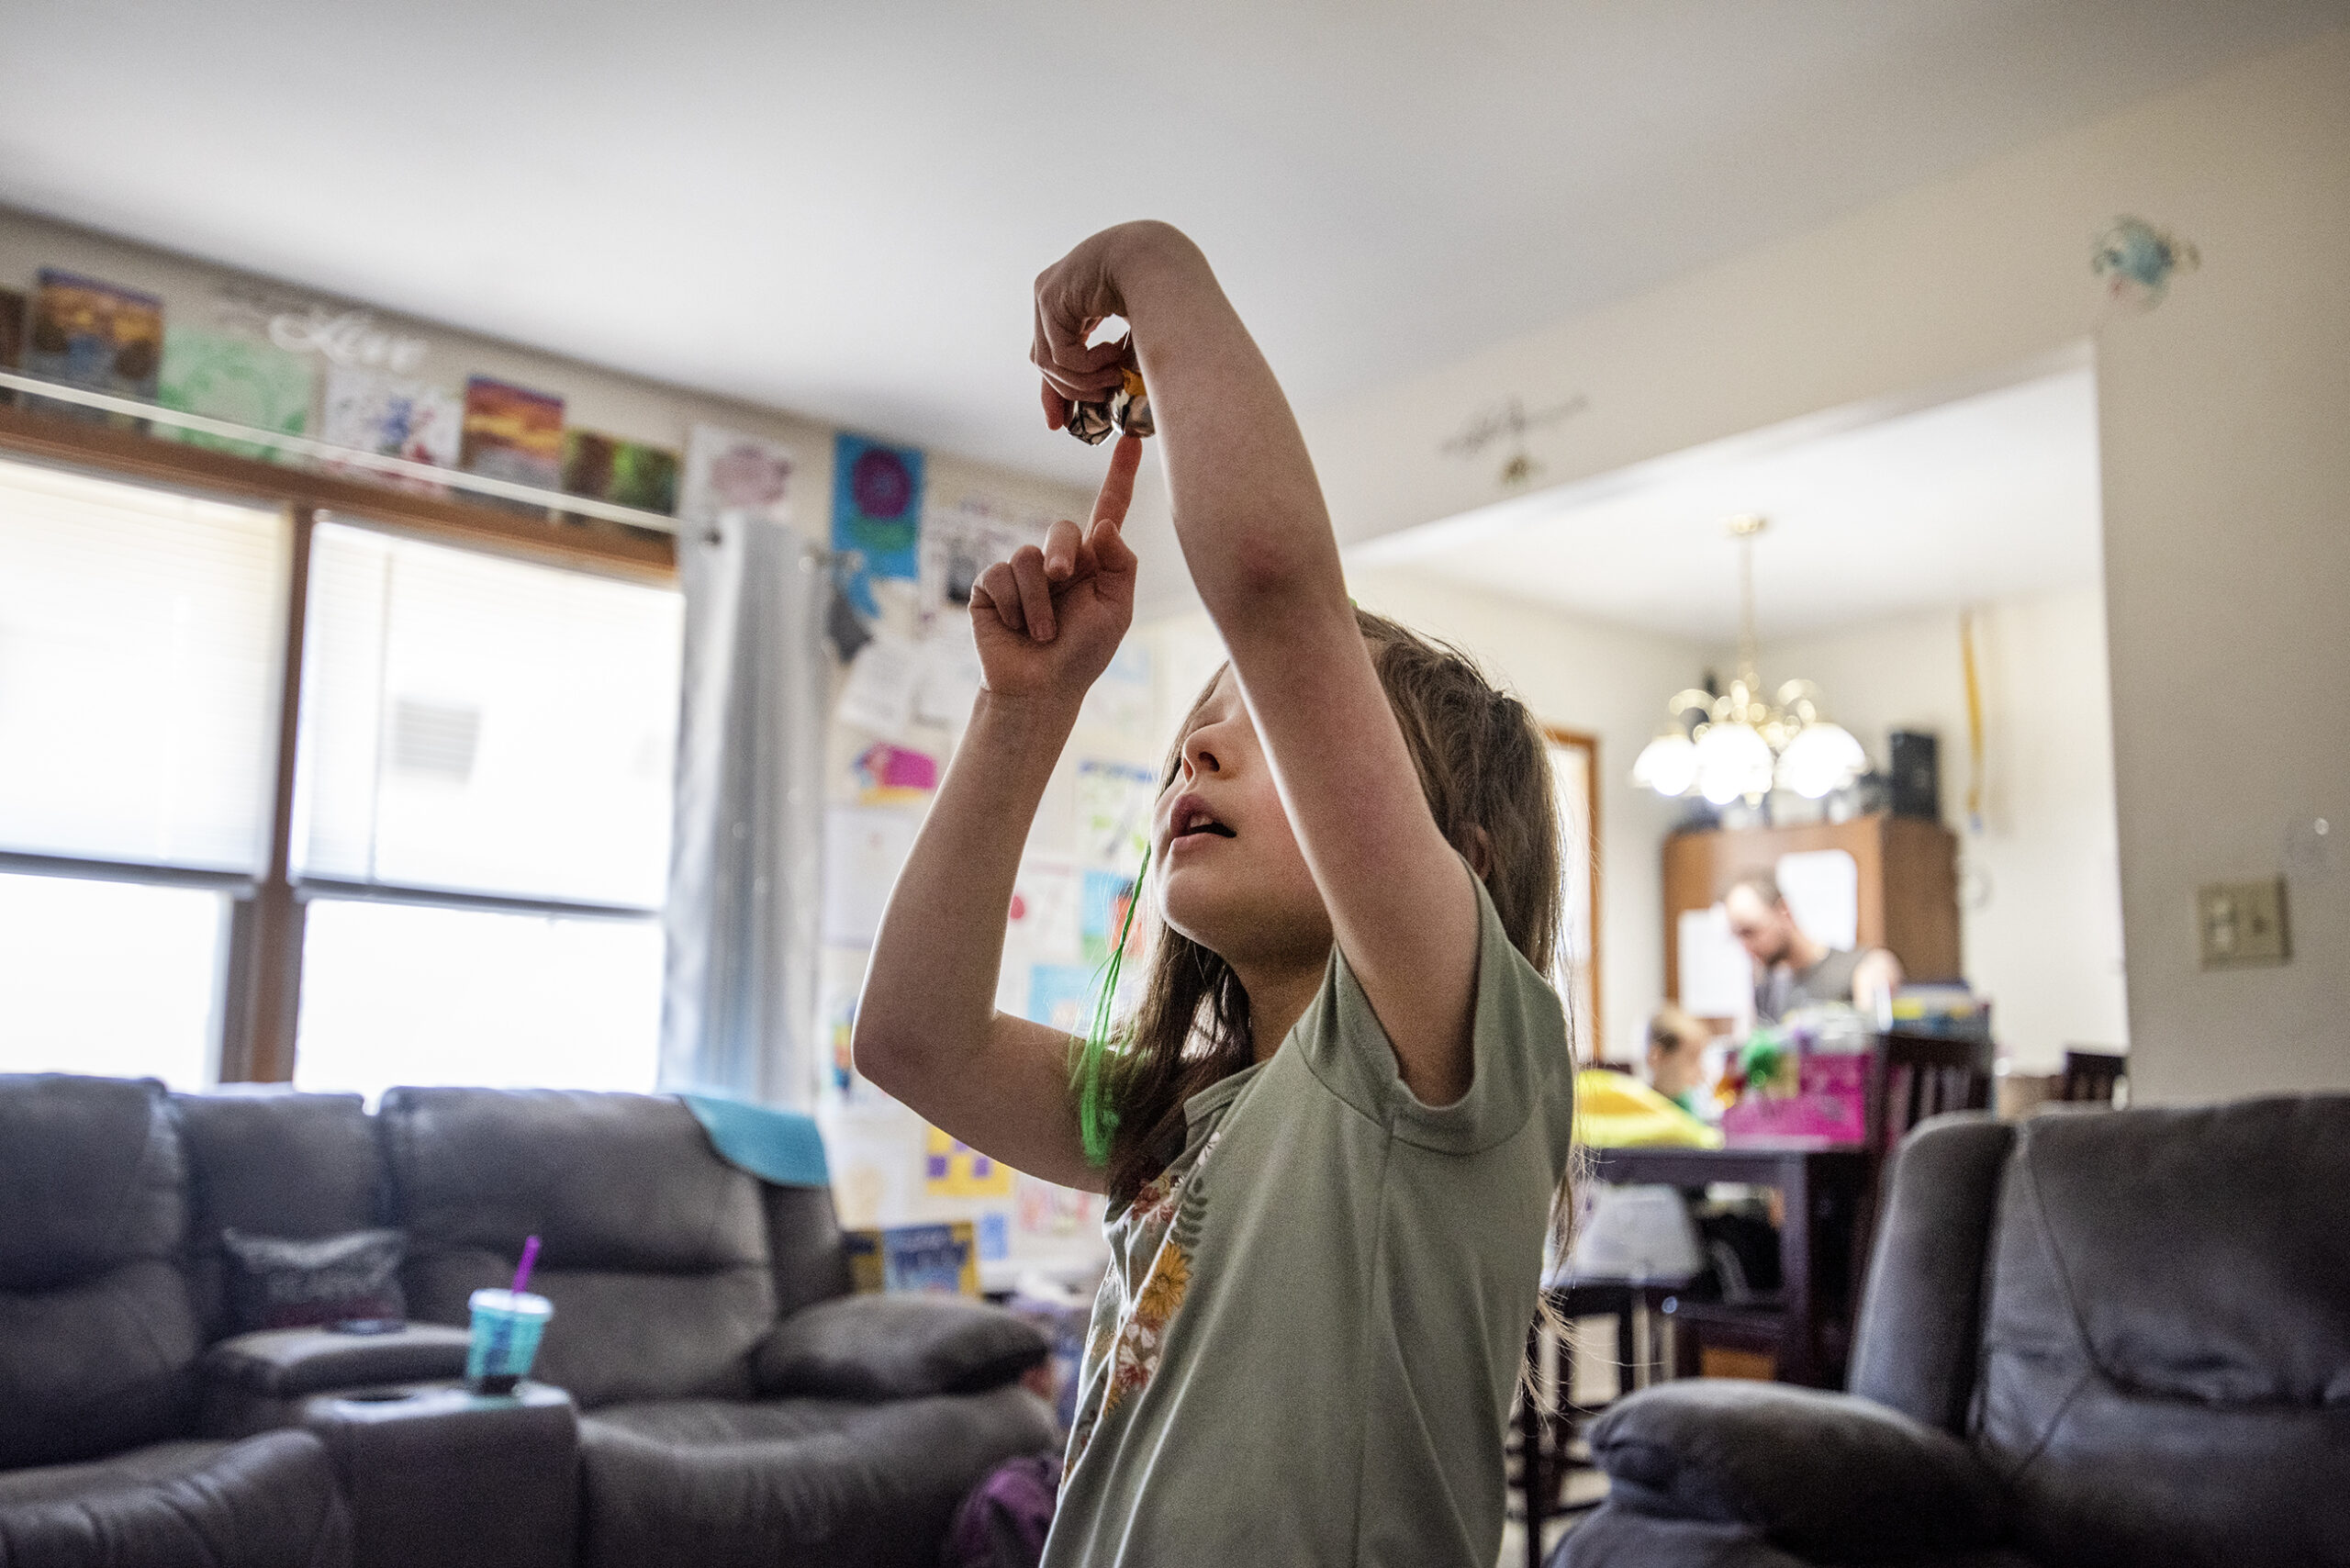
left=977, top=1211, right=1011, bottom=1263
left=680, top=424, right=794, bottom=525
left=1015, top=1172, right=1103, bottom=1240
left=561, top=429, right=679, bottom=515
left=1080, top=868, right=1140, bottom=966
left=832, top=432, right=923, bottom=616
left=318, top=365, right=463, bottom=491
left=156, top=330, right=316, bottom=460
left=845, top=1222, right=979, bottom=1295
left=24, top=269, right=164, bottom=428
left=1077, top=759, right=1158, bottom=870
left=925, top=1125, right=1015, bottom=1199
left=2093, top=217, right=2199, bottom=312
left=1026, top=963, right=1097, bottom=1036
left=460, top=375, right=565, bottom=494
left=853, top=741, right=938, bottom=806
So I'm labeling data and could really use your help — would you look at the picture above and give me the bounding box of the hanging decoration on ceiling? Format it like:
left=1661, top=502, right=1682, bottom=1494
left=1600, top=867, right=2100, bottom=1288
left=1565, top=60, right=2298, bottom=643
left=1440, top=393, right=1588, bottom=489
left=1631, top=514, right=1867, bottom=805
left=2092, top=217, right=2199, bottom=314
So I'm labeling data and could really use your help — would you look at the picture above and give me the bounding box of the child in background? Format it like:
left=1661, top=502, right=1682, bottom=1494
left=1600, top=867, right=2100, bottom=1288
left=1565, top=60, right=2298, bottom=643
left=854, top=221, right=1575, bottom=1567
left=1647, top=1002, right=1712, bottom=1115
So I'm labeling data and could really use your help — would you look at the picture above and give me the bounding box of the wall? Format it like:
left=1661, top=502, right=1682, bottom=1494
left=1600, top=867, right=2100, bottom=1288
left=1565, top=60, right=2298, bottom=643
left=1139, top=572, right=1708, bottom=1067
left=1266, top=30, right=2350, bottom=1102
left=1749, top=586, right=2129, bottom=1071
left=0, top=207, right=1089, bottom=570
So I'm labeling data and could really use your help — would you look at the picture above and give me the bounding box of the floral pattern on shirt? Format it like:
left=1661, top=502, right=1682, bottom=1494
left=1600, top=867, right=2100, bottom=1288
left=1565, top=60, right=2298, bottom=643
left=1064, top=1126, right=1222, bottom=1475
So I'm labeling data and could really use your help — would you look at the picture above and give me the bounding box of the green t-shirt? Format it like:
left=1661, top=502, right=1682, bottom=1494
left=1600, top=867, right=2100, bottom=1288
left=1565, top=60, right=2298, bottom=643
left=1042, top=868, right=1576, bottom=1567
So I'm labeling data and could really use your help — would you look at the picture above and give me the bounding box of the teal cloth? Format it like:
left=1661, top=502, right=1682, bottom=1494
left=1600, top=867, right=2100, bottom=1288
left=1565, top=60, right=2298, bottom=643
left=677, top=1094, right=831, bottom=1188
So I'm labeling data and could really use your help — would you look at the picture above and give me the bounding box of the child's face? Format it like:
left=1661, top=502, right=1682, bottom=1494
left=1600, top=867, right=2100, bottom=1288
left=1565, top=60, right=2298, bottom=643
left=1150, top=668, right=1333, bottom=974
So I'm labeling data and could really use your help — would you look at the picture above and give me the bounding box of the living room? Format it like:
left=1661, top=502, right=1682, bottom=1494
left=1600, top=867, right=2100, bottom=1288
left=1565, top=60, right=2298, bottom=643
left=1, top=6, right=2344, bottom=1568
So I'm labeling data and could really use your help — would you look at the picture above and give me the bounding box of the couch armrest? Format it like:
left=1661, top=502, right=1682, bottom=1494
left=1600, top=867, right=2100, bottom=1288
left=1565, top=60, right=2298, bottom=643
left=204, top=1325, right=473, bottom=1398
left=1588, top=1380, right=2005, bottom=1562
left=300, top=1383, right=577, bottom=1568
left=755, top=1294, right=1049, bottom=1400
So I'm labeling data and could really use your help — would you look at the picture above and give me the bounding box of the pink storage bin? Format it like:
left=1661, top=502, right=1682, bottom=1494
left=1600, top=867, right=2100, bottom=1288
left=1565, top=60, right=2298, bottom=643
left=1721, top=1051, right=1868, bottom=1146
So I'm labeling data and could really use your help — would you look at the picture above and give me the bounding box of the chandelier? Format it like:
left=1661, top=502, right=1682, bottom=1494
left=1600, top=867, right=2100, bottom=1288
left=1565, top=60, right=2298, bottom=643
left=1632, top=515, right=1867, bottom=804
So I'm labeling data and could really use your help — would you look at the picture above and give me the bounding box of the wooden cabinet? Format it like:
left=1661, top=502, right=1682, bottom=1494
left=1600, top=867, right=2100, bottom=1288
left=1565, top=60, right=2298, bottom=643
left=1663, top=814, right=1961, bottom=1014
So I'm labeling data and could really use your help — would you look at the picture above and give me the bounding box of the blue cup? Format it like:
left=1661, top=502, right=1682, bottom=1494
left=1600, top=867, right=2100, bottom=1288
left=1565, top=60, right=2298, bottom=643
left=465, top=1288, right=553, bottom=1395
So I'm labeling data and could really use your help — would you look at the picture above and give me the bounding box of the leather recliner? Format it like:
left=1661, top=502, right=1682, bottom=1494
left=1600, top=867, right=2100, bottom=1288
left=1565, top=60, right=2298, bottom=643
left=0, top=1074, right=352, bottom=1568
left=1555, top=1094, right=2350, bottom=1568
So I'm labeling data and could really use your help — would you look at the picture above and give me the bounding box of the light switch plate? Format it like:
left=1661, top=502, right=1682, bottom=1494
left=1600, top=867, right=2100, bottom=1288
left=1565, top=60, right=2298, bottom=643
left=2198, top=879, right=2290, bottom=969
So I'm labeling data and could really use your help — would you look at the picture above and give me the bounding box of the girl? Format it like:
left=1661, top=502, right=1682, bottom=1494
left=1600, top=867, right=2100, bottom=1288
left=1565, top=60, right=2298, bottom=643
left=855, top=221, right=1575, bottom=1566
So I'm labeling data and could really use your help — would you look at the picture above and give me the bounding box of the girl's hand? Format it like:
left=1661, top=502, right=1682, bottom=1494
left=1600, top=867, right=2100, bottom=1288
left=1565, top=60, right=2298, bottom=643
left=969, top=433, right=1144, bottom=706
left=1031, top=220, right=1203, bottom=431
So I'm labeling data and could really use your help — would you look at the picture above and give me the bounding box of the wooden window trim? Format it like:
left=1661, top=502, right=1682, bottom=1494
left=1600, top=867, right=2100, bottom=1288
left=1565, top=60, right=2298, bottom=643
left=1544, top=724, right=1604, bottom=1061
left=0, top=402, right=677, bottom=583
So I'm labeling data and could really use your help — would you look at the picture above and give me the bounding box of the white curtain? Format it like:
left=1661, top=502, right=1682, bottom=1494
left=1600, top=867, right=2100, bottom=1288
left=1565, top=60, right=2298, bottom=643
left=659, top=513, right=827, bottom=1106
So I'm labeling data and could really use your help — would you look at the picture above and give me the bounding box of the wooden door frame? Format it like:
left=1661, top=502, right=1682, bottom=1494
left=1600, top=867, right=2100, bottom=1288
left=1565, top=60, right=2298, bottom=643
left=1543, top=725, right=1603, bottom=1063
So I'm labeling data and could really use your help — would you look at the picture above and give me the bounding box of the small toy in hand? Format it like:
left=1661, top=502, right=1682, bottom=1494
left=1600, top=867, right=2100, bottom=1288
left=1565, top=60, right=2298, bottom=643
left=1063, top=347, right=1154, bottom=444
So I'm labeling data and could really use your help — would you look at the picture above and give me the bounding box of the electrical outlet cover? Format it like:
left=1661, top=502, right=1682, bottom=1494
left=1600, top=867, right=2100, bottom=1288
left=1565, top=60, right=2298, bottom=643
left=2198, top=879, right=2290, bottom=969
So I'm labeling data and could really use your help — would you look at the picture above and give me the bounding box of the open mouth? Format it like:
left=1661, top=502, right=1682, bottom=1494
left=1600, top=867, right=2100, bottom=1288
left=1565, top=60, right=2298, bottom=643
left=1171, top=798, right=1236, bottom=843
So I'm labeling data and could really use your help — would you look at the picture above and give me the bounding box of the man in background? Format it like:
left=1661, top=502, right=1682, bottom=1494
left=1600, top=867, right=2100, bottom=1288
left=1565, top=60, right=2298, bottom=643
left=1724, top=871, right=1904, bottom=1025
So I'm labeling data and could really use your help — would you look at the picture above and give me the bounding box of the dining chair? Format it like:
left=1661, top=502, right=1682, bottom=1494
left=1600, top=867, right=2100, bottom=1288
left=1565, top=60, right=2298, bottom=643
left=2059, top=1047, right=2128, bottom=1105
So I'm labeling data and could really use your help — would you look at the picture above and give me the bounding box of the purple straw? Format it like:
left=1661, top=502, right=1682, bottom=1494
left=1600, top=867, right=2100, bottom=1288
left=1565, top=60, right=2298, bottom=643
left=510, top=1235, right=542, bottom=1297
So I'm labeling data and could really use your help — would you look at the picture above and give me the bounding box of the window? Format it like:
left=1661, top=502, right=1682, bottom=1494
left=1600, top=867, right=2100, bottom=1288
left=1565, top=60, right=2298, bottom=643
left=0, top=454, right=287, bottom=1085
left=287, top=520, right=682, bottom=1098
left=0, top=438, right=681, bottom=1095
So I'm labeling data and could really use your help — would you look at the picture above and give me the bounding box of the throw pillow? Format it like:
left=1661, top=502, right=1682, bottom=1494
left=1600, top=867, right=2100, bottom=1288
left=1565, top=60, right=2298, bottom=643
left=220, top=1226, right=406, bottom=1332
left=757, top=1294, right=1049, bottom=1401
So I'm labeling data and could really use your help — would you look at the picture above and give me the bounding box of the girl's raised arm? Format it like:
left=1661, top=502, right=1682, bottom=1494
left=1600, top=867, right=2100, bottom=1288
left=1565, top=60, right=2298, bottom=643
left=1033, top=223, right=1483, bottom=1107
left=849, top=439, right=1147, bottom=1192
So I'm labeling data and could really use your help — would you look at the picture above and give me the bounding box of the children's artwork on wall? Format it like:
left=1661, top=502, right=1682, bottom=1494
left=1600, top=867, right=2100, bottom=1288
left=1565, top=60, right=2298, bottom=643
left=561, top=430, right=679, bottom=516
left=317, top=365, right=462, bottom=491
left=832, top=432, right=923, bottom=617
left=1080, top=640, right=1155, bottom=739
left=920, top=496, right=1045, bottom=618
left=1015, top=1172, right=1102, bottom=1241
left=0, top=288, right=24, bottom=406
left=854, top=741, right=937, bottom=806
left=460, top=376, right=565, bottom=495
left=924, top=1125, right=1015, bottom=1199
left=2093, top=216, right=2199, bottom=313
left=24, top=269, right=164, bottom=429
left=1026, top=963, right=1097, bottom=1035
left=1076, top=759, right=1158, bottom=870
left=819, top=943, right=878, bottom=1104
left=821, top=804, right=922, bottom=946
left=1079, top=868, right=1140, bottom=966
left=679, top=424, right=793, bottom=526
left=837, top=630, right=922, bottom=736
left=913, top=617, right=985, bottom=729
left=1008, top=855, right=1080, bottom=966
left=156, top=330, right=315, bottom=460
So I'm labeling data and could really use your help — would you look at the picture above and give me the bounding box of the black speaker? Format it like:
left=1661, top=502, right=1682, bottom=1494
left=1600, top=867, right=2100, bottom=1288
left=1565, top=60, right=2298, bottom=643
left=1888, top=729, right=1941, bottom=820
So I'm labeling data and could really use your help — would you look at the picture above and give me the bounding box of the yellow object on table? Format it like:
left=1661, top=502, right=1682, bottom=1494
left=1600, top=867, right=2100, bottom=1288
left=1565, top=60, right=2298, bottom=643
left=1573, top=1069, right=1726, bottom=1148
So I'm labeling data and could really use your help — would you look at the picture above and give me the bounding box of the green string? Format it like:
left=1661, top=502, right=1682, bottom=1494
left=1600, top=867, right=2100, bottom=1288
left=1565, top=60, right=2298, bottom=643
left=1073, top=844, right=1149, bottom=1168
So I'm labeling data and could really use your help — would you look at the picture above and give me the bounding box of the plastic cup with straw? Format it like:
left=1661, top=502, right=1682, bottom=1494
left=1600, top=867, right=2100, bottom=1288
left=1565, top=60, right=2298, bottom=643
left=466, top=1235, right=552, bottom=1396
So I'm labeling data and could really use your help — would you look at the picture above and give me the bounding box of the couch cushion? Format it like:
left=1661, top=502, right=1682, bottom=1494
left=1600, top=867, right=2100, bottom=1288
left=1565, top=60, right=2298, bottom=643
left=1972, top=1095, right=2350, bottom=1567
left=381, top=1088, right=777, bottom=1407
left=0, top=1431, right=352, bottom=1568
left=174, top=1089, right=386, bottom=1337
left=577, top=1386, right=1059, bottom=1568
left=0, top=1074, right=201, bottom=1467
left=755, top=1294, right=1049, bottom=1401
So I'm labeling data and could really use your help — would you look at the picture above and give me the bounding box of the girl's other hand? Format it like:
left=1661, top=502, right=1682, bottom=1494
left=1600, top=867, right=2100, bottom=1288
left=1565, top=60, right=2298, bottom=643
left=1031, top=220, right=1199, bottom=431
left=970, top=432, right=1144, bottom=706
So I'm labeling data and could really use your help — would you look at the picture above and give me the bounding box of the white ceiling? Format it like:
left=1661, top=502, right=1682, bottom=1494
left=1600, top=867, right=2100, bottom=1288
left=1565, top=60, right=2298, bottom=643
left=1, top=3, right=2342, bottom=489
left=1351, top=362, right=2104, bottom=643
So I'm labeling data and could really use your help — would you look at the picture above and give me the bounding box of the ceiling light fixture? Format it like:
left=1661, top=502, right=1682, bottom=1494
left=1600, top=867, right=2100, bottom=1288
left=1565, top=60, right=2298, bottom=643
left=1632, top=514, right=1866, bottom=805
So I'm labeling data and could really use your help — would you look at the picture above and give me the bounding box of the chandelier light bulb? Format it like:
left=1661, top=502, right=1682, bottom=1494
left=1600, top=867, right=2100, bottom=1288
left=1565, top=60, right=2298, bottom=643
left=1776, top=721, right=1867, bottom=799
left=1632, top=733, right=1701, bottom=797
left=1696, top=722, right=1774, bottom=804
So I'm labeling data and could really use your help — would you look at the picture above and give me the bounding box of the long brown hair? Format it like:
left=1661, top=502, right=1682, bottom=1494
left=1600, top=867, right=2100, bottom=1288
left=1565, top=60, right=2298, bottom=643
left=1097, top=610, right=1572, bottom=1204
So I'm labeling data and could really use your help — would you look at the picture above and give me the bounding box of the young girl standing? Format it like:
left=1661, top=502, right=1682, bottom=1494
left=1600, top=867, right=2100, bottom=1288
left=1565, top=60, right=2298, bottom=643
left=855, top=220, right=1576, bottom=1566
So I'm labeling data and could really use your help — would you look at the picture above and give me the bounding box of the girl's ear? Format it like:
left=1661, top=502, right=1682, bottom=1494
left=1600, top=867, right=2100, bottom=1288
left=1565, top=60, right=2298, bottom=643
left=1464, top=824, right=1494, bottom=880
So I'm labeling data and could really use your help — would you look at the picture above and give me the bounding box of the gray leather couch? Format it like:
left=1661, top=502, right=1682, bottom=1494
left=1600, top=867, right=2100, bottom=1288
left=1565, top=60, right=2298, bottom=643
left=1555, top=1094, right=2350, bottom=1568
left=1, top=1075, right=1058, bottom=1568
left=0, top=1074, right=352, bottom=1568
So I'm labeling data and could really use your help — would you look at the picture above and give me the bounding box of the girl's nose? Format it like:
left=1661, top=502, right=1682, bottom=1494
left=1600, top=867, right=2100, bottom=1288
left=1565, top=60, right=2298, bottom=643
left=1184, top=737, right=1221, bottom=778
